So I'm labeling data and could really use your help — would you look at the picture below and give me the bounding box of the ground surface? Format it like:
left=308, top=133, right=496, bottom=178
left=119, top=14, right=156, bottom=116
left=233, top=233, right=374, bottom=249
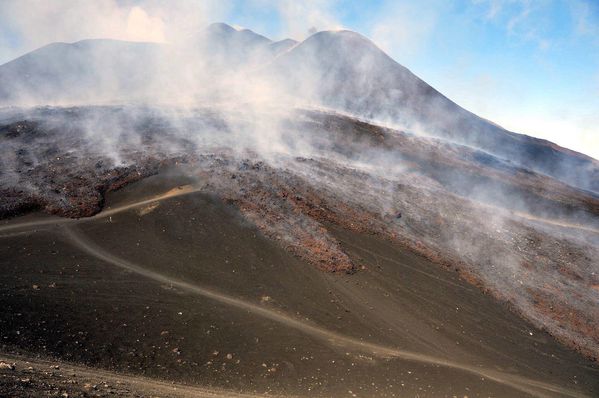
left=1, top=173, right=598, bottom=397
left=0, top=353, right=275, bottom=398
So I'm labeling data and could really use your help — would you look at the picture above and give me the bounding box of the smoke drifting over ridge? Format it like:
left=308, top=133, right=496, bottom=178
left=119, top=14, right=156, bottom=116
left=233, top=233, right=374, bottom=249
left=2, top=17, right=598, bottom=192
left=1, top=11, right=599, bottom=368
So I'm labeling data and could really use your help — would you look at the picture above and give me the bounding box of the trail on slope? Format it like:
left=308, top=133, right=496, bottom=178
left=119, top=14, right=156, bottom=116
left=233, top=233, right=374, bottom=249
left=2, top=183, right=598, bottom=237
left=512, top=211, right=599, bottom=235
left=0, top=184, right=201, bottom=235
left=62, top=225, right=588, bottom=398
left=472, top=198, right=599, bottom=235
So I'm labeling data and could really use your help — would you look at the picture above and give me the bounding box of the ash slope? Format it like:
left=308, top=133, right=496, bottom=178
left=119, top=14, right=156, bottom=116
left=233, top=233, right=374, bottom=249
left=1, top=106, right=599, bottom=365
left=1, top=173, right=598, bottom=397
left=0, top=23, right=597, bottom=193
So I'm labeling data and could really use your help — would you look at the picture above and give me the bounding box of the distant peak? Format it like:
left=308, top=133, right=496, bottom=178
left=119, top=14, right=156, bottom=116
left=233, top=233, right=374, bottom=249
left=274, top=38, right=298, bottom=45
left=298, top=29, right=382, bottom=54
left=308, top=29, right=370, bottom=42
left=204, top=22, right=272, bottom=43
left=71, top=39, right=127, bottom=46
left=206, top=22, right=236, bottom=33
left=269, top=38, right=298, bottom=55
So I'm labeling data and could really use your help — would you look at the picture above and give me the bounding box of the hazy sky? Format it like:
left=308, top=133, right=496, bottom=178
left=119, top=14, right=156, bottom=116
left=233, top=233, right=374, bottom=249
left=1, top=0, right=598, bottom=159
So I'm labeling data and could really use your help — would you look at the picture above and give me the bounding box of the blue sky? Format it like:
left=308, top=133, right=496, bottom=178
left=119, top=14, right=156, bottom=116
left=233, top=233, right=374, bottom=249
left=1, top=0, right=598, bottom=159
left=221, top=0, right=599, bottom=159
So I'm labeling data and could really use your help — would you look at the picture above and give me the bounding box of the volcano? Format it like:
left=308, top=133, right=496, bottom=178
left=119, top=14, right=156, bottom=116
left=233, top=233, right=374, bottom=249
left=0, top=23, right=598, bottom=397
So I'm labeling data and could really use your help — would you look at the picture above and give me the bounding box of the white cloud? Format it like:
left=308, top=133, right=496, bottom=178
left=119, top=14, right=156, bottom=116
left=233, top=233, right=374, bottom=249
left=368, top=0, right=444, bottom=59
left=0, top=0, right=230, bottom=63
left=570, top=0, right=599, bottom=44
left=472, top=0, right=555, bottom=50
left=268, top=0, right=342, bottom=39
left=126, top=6, right=166, bottom=42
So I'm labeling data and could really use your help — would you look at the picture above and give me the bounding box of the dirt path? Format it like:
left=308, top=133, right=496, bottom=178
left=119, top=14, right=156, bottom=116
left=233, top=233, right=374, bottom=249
left=0, top=184, right=201, bottom=235
left=512, top=210, right=599, bottom=234
left=3, top=184, right=598, bottom=238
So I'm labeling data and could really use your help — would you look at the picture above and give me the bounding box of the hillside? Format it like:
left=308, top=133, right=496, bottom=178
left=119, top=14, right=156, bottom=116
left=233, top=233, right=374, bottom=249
left=0, top=24, right=596, bottom=192
left=0, top=22, right=598, bottom=398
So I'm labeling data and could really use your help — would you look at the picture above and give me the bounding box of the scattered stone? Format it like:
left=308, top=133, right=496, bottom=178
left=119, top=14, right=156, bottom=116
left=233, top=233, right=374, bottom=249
left=0, top=361, right=15, bottom=370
